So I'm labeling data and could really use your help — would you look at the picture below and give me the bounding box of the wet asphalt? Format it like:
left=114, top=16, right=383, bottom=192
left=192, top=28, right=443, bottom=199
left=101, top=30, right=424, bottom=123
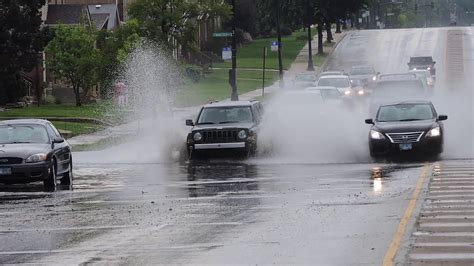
left=1, top=26, right=473, bottom=264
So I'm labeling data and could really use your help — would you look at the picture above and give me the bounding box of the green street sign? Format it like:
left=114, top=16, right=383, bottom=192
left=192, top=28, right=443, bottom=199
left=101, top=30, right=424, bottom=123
left=213, top=32, right=233, bottom=37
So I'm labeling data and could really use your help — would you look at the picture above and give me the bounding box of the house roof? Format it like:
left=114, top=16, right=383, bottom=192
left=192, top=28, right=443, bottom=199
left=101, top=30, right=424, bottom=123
left=88, top=4, right=118, bottom=30
left=45, top=4, right=88, bottom=25
left=90, top=13, right=109, bottom=30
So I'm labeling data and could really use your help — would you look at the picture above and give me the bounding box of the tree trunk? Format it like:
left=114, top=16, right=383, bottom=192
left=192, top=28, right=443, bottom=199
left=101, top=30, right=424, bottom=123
left=325, top=21, right=333, bottom=43
left=335, top=21, right=341, bottom=33
left=317, top=23, right=323, bottom=55
left=73, top=85, right=82, bottom=107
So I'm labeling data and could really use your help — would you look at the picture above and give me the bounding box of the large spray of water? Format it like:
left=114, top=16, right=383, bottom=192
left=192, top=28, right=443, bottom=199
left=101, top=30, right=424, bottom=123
left=77, top=43, right=187, bottom=164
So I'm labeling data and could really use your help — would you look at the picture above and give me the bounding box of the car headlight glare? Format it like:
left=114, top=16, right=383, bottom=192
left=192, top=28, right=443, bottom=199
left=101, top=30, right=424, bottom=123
left=427, top=126, right=440, bottom=137
left=238, top=130, right=247, bottom=139
left=344, top=90, right=352, bottom=95
left=358, top=90, right=364, bottom=95
left=370, top=130, right=384, bottom=139
left=193, top=132, right=202, bottom=141
left=427, top=67, right=431, bottom=70
left=25, top=153, right=47, bottom=163
left=372, top=76, right=377, bottom=81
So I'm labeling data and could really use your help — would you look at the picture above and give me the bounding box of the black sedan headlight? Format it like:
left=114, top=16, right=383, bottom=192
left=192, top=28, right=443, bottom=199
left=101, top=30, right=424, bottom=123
left=370, top=130, right=385, bottom=140
left=25, top=153, right=48, bottom=163
left=426, top=126, right=441, bottom=137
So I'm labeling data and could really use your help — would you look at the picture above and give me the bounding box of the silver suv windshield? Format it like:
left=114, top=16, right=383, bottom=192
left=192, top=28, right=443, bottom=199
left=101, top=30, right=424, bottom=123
left=197, top=106, right=254, bottom=124
left=377, top=103, right=434, bottom=122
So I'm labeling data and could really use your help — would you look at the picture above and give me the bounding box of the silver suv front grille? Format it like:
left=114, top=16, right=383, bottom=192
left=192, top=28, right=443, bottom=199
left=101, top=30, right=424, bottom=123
left=386, top=132, right=424, bottom=144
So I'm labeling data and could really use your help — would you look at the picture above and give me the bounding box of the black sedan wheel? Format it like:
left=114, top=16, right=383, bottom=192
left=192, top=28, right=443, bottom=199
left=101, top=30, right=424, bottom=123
left=61, top=161, right=73, bottom=186
left=44, top=163, right=56, bottom=189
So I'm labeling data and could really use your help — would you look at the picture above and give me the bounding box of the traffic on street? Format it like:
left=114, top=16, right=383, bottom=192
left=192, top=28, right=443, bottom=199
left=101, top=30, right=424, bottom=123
left=1, top=1, right=474, bottom=265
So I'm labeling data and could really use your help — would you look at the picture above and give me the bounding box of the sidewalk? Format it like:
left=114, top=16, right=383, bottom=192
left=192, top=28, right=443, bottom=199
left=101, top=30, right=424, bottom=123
left=68, top=29, right=350, bottom=148
left=236, top=29, right=348, bottom=101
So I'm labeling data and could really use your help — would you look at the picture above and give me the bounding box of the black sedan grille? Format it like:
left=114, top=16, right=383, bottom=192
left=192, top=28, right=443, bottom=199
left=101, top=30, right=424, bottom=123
left=202, top=129, right=240, bottom=143
left=0, top=157, right=23, bottom=164
left=386, top=132, right=424, bottom=144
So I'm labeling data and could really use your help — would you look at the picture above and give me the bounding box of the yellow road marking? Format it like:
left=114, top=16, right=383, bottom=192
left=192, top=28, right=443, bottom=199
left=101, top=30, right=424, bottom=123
left=382, top=163, right=430, bottom=266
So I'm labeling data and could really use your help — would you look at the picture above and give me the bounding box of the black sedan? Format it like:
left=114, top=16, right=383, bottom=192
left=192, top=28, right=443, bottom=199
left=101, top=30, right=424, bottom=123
left=0, top=119, right=72, bottom=189
left=365, top=101, right=447, bottom=158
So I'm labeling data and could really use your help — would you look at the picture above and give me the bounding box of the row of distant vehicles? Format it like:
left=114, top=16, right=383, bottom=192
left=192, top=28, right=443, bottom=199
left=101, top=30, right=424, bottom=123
left=184, top=55, right=446, bottom=161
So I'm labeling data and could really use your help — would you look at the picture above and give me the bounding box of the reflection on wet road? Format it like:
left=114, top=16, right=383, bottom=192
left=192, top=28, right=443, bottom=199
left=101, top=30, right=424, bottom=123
left=0, top=160, right=426, bottom=264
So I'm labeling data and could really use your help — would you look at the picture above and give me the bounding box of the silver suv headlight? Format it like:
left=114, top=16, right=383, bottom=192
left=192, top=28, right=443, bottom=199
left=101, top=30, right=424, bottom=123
left=25, top=153, right=47, bottom=163
left=193, top=132, right=202, bottom=141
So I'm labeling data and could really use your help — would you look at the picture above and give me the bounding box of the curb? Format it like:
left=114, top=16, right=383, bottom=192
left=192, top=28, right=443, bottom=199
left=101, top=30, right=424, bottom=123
left=0, top=117, right=113, bottom=126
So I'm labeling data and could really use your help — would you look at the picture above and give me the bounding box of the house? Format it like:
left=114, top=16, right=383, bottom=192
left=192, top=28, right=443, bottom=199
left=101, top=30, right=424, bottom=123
left=41, top=1, right=123, bottom=103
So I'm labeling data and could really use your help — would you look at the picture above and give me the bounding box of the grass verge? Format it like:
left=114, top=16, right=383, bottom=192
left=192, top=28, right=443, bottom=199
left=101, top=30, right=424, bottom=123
left=178, top=29, right=316, bottom=106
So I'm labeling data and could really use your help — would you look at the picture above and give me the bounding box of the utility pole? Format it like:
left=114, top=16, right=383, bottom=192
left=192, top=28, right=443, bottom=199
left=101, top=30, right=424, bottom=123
left=276, top=0, right=284, bottom=86
left=230, top=0, right=238, bottom=101
left=306, top=0, right=314, bottom=71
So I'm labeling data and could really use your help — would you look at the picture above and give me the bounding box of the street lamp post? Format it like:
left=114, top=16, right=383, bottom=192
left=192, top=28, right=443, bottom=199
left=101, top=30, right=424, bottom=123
left=306, top=0, right=314, bottom=71
left=276, top=0, right=284, bottom=87
left=230, top=0, right=238, bottom=101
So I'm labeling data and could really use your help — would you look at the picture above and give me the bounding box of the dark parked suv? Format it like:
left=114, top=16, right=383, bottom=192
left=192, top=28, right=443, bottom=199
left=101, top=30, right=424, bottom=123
left=186, top=100, right=263, bottom=159
left=365, top=101, right=447, bottom=158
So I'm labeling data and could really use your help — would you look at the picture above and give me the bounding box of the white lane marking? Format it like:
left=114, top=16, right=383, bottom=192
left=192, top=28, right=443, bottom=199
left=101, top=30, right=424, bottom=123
left=420, top=215, right=474, bottom=219
left=410, top=253, right=474, bottom=260
left=427, top=199, right=474, bottom=203
left=413, top=242, right=474, bottom=247
left=422, top=210, right=474, bottom=214
left=413, top=231, right=474, bottom=237
left=419, top=222, right=474, bottom=227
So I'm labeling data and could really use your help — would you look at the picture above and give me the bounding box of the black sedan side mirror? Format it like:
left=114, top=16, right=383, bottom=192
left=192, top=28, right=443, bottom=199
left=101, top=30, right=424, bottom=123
left=438, top=115, right=448, bottom=121
left=186, top=119, right=194, bottom=126
left=53, top=137, right=65, bottom=144
left=365, top=118, right=374, bottom=124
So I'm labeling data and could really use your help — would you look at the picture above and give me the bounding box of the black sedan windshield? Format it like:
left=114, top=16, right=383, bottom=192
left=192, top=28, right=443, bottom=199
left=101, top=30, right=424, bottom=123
left=377, top=104, right=434, bottom=122
left=198, top=106, right=253, bottom=124
left=0, top=125, right=50, bottom=144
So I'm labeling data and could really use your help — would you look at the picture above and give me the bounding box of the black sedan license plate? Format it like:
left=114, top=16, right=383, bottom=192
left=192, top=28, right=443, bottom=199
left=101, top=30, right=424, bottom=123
left=0, top=167, right=12, bottom=175
left=399, top=143, right=413, bottom=151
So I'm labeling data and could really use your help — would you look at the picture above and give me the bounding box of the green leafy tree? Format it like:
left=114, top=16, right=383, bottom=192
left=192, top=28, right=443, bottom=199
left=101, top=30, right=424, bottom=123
left=128, top=0, right=231, bottom=55
left=45, top=25, right=98, bottom=106
left=0, top=0, right=47, bottom=104
left=96, top=19, right=141, bottom=98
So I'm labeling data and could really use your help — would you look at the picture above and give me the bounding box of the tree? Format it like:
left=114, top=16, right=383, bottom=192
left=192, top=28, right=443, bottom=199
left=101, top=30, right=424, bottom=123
left=96, top=19, right=141, bottom=98
left=45, top=25, right=98, bottom=106
left=0, top=0, right=47, bottom=104
left=128, top=0, right=231, bottom=54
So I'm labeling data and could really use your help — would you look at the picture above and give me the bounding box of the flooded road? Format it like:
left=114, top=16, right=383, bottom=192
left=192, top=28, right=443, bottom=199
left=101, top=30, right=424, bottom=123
left=1, top=26, right=473, bottom=264
left=0, top=160, right=426, bottom=264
